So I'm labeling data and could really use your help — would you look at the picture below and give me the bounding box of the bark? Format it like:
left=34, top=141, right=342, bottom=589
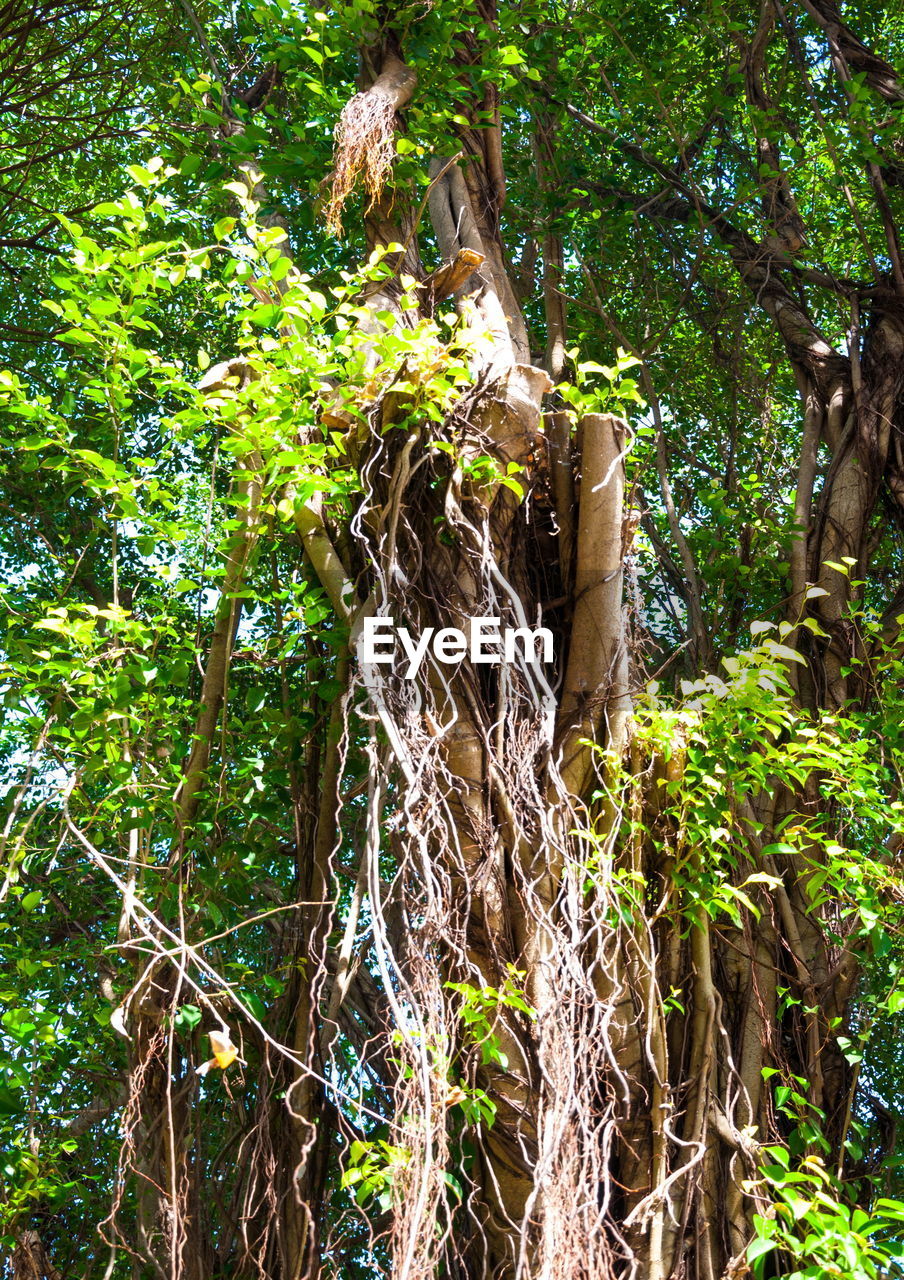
left=300, top=20, right=893, bottom=1278
left=297, top=29, right=641, bottom=1280
left=172, top=359, right=263, bottom=845
left=11, top=1231, right=61, bottom=1280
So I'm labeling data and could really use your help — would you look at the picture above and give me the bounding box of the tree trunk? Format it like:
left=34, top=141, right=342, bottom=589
left=60, top=7, right=901, bottom=1280
left=283, top=16, right=892, bottom=1278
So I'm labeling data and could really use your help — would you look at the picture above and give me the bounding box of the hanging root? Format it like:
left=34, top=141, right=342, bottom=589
left=324, top=56, right=417, bottom=235
left=313, top=364, right=640, bottom=1279
left=326, top=90, right=397, bottom=234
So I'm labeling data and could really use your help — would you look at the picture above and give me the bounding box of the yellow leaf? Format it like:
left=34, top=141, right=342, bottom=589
left=209, top=1029, right=238, bottom=1068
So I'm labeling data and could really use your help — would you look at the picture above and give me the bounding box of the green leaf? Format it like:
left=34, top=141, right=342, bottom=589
left=746, top=1234, right=776, bottom=1264
left=242, top=991, right=267, bottom=1021
left=125, top=164, right=157, bottom=188
left=175, top=1004, right=202, bottom=1031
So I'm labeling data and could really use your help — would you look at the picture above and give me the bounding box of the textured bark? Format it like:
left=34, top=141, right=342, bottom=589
left=173, top=360, right=263, bottom=844
left=312, top=27, right=894, bottom=1280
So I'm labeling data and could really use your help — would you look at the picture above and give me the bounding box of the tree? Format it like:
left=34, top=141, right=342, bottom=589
left=1, top=2, right=904, bottom=1279
left=0, top=0, right=189, bottom=347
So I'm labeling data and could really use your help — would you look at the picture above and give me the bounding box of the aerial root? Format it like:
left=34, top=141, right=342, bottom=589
left=325, top=88, right=398, bottom=235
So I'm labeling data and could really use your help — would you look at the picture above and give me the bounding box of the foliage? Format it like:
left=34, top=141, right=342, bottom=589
left=748, top=1148, right=904, bottom=1280
left=1, top=0, right=904, bottom=1276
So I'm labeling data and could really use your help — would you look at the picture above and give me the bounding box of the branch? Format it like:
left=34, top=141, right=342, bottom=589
left=419, top=247, right=485, bottom=301
left=171, top=360, right=262, bottom=848
left=63, top=1083, right=128, bottom=1137
left=551, top=89, right=858, bottom=386
left=554, top=413, right=631, bottom=800
left=798, top=0, right=904, bottom=104
left=292, top=494, right=356, bottom=625
left=589, top=181, right=847, bottom=388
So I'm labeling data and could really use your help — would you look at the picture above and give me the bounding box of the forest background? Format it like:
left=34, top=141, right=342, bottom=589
left=2, top=1, right=904, bottom=1278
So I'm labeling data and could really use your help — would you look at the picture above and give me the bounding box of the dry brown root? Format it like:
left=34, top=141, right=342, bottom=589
left=325, top=56, right=417, bottom=234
